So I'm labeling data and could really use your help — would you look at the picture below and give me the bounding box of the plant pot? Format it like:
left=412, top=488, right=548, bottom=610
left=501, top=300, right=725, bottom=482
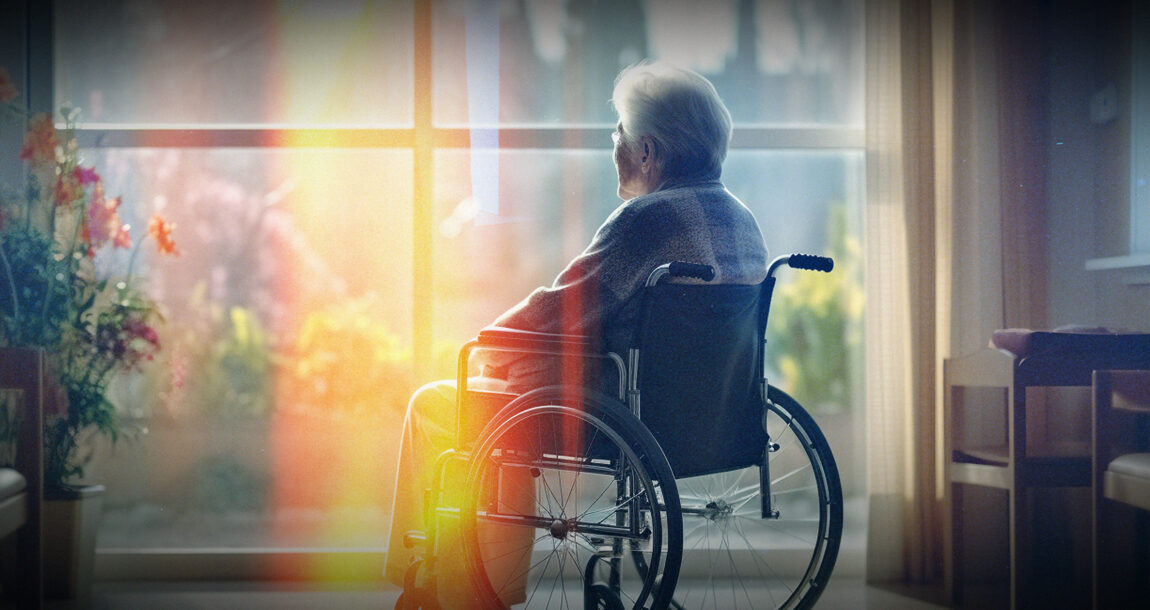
left=43, top=483, right=104, bottom=601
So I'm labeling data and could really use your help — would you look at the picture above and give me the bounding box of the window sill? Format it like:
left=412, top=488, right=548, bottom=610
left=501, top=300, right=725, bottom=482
left=1085, top=253, right=1150, bottom=285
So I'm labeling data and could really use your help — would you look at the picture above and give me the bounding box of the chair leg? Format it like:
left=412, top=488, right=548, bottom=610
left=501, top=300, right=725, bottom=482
left=948, top=481, right=965, bottom=606
left=1097, top=500, right=1142, bottom=609
left=1009, top=487, right=1032, bottom=610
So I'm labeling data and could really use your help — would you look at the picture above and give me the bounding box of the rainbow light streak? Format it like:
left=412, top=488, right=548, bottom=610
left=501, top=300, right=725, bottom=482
left=261, top=1, right=409, bottom=581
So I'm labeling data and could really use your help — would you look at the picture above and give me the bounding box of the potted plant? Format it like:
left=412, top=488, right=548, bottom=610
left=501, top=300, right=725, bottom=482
left=0, top=66, right=178, bottom=599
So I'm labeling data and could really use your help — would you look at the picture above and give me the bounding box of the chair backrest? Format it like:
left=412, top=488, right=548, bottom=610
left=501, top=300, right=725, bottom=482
left=1094, top=369, right=1150, bottom=511
left=633, top=278, right=775, bottom=478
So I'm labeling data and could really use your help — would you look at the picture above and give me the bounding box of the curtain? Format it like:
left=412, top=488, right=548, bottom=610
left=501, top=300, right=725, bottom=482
left=863, top=0, right=941, bottom=584
left=863, top=0, right=1049, bottom=586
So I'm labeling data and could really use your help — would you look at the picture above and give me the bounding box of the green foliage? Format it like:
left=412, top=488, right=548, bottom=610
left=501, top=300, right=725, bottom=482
left=765, top=203, right=864, bottom=412
left=191, top=455, right=269, bottom=512
left=199, top=306, right=274, bottom=418
left=0, top=228, right=73, bottom=348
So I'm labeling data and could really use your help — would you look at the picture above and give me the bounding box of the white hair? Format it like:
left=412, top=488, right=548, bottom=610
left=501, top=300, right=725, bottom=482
left=611, top=59, right=732, bottom=183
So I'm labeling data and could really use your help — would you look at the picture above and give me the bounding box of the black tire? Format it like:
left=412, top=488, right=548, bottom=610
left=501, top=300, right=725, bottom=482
left=459, top=386, right=682, bottom=609
left=585, top=583, right=626, bottom=609
left=670, top=385, right=843, bottom=609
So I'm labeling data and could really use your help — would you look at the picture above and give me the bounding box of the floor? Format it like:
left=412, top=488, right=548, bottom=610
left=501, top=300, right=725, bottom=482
left=46, top=578, right=950, bottom=609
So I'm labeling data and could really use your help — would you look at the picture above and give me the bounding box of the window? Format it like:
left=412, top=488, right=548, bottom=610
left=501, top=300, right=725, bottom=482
left=1131, top=1, right=1150, bottom=254
left=53, top=0, right=865, bottom=568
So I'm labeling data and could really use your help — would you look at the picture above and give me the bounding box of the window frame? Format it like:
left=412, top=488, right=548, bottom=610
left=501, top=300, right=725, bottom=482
left=32, top=0, right=866, bottom=578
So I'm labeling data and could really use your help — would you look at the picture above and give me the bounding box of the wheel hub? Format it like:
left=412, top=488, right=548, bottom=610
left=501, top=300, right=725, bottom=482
left=549, top=518, right=568, bottom=539
left=704, top=499, right=734, bottom=522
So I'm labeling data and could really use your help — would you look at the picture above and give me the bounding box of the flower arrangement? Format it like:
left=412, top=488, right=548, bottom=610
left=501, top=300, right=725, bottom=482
left=0, top=66, right=178, bottom=489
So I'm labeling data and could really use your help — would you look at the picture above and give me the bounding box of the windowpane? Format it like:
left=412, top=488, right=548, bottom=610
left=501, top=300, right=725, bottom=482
left=55, top=0, right=414, bottom=126
left=725, top=150, right=864, bottom=261
left=432, top=0, right=863, bottom=126
left=81, top=148, right=414, bottom=549
left=430, top=150, right=620, bottom=373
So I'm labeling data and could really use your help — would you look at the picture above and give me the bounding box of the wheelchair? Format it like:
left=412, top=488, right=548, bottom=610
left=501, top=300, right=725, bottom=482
left=397, top=254, right=843, bottom=610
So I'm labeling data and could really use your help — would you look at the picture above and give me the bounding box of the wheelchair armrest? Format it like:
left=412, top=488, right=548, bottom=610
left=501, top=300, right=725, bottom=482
left=476, top=326, right=594, bottom=352
left=456, top=328, right=628, bottom=432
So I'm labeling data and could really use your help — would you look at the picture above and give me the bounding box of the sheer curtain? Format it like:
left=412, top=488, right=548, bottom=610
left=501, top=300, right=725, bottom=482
left=863, top=0, right=941, bottom=584
left=863, top=0, right=1049, bottom=586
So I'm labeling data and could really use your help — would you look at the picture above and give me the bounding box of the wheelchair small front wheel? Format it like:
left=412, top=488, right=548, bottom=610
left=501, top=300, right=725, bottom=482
left=459, top=386, right=682, bottom=609
left=586, top=583, right=626, bottom=609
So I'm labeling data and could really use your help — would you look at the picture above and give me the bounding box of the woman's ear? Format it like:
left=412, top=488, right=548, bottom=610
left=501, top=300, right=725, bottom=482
left=640, top=137, right=658, bottom=171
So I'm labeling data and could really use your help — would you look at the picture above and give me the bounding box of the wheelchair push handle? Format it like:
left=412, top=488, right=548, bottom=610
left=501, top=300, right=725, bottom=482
left=768, top=253, right=834, bottom=278
left=788, top=253, right=834, bottom=272
left=646, top=262, right=715, bottom=286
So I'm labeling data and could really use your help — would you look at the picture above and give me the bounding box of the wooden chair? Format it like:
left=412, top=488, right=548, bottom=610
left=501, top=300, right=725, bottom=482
left=943, top=331, right=1150, bottom=609
left=1092, top=369, right=1150, bottom=610
left=0, top=348, right=45, bottom=608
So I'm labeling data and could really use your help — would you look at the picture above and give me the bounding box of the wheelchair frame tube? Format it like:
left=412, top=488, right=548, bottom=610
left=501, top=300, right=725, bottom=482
left=757, top=254, right=832, bottom=521
left=424, top=448, right=471, bottom=566
left=435, top=505, right=649, bottom=541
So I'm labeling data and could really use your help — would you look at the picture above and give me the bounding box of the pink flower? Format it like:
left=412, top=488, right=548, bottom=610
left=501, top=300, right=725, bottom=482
left=72, top=166, right=101, bottom=186
left=82, top=186, right=123, bottom=250
left=124, top=319, right=159, bottom=347
left=119, top=319, right=161, bottom=367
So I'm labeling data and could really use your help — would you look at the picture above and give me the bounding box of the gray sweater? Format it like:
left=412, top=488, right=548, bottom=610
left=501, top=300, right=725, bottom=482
left=486, top=179, right=768, bottom=389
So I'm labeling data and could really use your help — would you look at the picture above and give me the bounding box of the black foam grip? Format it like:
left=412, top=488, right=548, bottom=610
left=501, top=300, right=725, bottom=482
left=788, top=254, right=834, bottom=272
left=668, top=262, right=716, bottom=282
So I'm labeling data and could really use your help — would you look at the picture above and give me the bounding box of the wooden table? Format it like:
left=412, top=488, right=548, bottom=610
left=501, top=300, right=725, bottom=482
left=942, top=332, right=1150, bottom=609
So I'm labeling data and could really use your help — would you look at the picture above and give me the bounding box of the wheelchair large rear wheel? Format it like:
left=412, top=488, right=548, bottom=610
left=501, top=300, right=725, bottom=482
left=670, top=385, right=842, bottom=610
left=460, top=387, right=682, bottom=609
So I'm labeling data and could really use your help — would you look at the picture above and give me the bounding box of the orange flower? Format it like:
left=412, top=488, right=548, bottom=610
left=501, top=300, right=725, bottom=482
left=113, top=223, right=131, bottom=250
left=147, top=214, right=179, bottom=256
left=19, top=113, right=58, bottom=166
left=0, top=67, right=17, bottom=103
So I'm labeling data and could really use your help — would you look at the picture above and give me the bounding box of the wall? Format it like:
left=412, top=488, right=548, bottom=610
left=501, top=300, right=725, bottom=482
left=1029, top=1, right=1146, bottom=602
left=1047, top=0, right=1150, bottom=330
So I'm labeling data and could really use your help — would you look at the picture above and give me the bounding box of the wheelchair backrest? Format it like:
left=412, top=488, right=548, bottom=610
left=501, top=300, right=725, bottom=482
left=633, top=277, right=775, bottom=478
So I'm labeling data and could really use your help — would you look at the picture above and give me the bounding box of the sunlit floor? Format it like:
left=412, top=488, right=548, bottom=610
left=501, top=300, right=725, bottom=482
left=51, top=577, right=949, bottom=609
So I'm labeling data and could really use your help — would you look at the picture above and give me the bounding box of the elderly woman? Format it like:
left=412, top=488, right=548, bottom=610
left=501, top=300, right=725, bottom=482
left=385, top=59, right=767, bottom=604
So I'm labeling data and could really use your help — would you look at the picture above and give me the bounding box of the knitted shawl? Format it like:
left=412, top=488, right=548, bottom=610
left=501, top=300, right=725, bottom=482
left=485, top=179, right=768, bottom=390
